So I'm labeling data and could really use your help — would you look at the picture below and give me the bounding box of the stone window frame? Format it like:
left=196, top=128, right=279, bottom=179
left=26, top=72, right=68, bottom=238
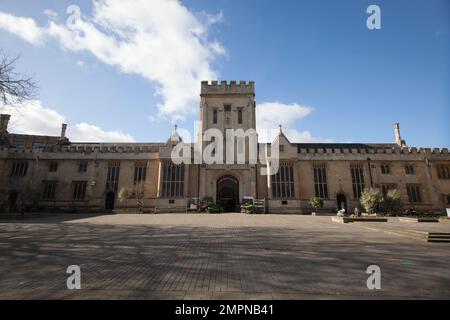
left=160, top=161, right=185, bottom=198
left=436, top=164, right=450, bottom=180
left=78, top=161, right=88, bottom=173
left=10, top=161, right=28, bottom=177
left=350, top=163, right=365, bottom=199
left=42, top=180, right=57, bottom=200
left=133, top=161, right=147, bottom=196
left=406, top=184, right=422, bottom=203
left=72, top=181, right=87, bottom=200
left=106, top=161, right=121, bottom=193
left=380, top=163, right=391, bottom=175
left=212, top=108, right=218, bottom=124
left=380, top=183, right=397, bottom=197
left=237, top=107, right=243, bottom=124
left=272, top=162, right=295, bottom=199
left=48, top=161, right=58, bottom=172
left=405, top=164, right=415, bottom=175
left=313, top=163, right=329, bottom=199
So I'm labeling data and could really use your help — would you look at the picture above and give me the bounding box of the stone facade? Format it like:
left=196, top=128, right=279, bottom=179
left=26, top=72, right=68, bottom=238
left=0, top=82, right=449, bottom=214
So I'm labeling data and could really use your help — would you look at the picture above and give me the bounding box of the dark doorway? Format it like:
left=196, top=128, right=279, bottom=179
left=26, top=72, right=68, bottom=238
left=8, top=191, right=18, bottom=212
left=217, top=175, right=239, bottom=212
left=105, top=191, right=115, bottom=210
left=336, top=193, right=347, bottom=211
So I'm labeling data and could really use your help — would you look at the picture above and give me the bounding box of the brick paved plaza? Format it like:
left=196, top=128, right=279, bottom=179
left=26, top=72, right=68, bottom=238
left=0, top=214, right=449, bottom=299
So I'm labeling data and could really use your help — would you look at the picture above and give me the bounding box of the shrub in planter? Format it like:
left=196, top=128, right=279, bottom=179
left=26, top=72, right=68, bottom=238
left=360, top=188, right=382, bottom=214
left=243, top=203, right=254, bottom=214
left=308, top=197, right=324, bottom=213
left=381, top=189, right=401, bottom=215
left=207, top=203, right=220, bottom=214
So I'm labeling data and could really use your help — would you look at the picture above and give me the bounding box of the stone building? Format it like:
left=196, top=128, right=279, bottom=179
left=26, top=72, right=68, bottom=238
left=0, top=81, right=449, bottom=214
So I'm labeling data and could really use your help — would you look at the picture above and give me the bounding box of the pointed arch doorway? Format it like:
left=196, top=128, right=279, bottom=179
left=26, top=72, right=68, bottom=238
left=216, top=175, right=239, bottom=212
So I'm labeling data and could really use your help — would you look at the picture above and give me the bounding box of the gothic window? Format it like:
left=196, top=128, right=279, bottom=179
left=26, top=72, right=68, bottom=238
left=134, top=162, right=147, bottom=194
left=350, top=164, right=365, bottom=198
left=272, top=163, right=295, bottom=199
left=380, top=183, right=396, bottom=197
left=406, top=184, right=422, bottom=203
left=42, top=181, right=57, bottom=200
left=405, top=164, right=415, bottom=175
left=161, top=162, right=184, bottom=198
left=72, top=181, right=87, bottom=200
left=49, top=162, right=58, bottom=172
left=437, top=165, right=450, bottom=179
left=380, top=164, right=390, bottom=175
left=313, top=164, right=328, bottom=198
left=78, top=161, right=88, bottom=173
left=10, top=161, right=28, bottom=177
left=106, top=161, right=120, bottom=193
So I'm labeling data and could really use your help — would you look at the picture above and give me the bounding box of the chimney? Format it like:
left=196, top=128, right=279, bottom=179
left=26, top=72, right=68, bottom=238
left=0, top=114, right=11, bottom=132
left=393, top=122, right=406, bottom=147
left=60, top=123, right=67, bottom=139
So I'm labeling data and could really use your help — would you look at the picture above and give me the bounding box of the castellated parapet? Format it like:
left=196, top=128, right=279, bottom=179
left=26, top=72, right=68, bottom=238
left=201, top=80, right=255, bottom=95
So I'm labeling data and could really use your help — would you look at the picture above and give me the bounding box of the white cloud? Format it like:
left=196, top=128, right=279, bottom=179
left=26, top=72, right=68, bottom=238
left=0, top=0, right=225, bottom=121
left=256, top=102, right=331, bottom=143
left=0, top=12, right=45, bottom=45
left=0, top=101, right=135, bottom=142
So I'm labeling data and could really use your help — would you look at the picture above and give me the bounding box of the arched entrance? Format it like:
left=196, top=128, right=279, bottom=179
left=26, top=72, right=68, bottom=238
left=336, top=193, right=347, bottom=211
left=8, top=191, right=18, bottom=212
left=217, top=175, right=239, bottom=212
left=105, top=191, right=115, bottom=210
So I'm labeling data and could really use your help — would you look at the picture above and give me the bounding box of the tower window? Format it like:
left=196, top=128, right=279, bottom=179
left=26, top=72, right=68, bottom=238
left=238, top=109, right=242, bottom=124
left=213, top=109, right=217, bottom=124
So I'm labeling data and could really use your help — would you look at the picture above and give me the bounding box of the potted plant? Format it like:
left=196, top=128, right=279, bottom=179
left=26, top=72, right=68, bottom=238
left=308, top=197, right=324, bottom=215
left=207, top=203, right=220, bottom=214
left=242, top=203, right=254, bottom=214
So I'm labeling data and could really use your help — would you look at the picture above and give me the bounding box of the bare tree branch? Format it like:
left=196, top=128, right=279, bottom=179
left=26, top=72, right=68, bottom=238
left=0, top=50, right=38, bottom=105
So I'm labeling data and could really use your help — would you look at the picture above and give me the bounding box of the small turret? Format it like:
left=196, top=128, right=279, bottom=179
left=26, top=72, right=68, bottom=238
left=167, top=124, right=182, bottom=144
left=393, top=122, right=406, bottom=147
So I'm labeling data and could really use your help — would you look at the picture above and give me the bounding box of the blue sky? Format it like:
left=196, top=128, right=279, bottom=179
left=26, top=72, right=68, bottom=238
left=0, top=0, right=448, bottom=146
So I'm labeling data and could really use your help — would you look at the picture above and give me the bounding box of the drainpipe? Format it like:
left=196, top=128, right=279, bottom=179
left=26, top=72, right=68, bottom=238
left=367, top=157, right=374, bottom=187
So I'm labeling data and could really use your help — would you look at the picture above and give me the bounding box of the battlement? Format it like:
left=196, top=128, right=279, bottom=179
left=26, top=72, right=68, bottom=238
left=201, top=80, right=255, bottom=95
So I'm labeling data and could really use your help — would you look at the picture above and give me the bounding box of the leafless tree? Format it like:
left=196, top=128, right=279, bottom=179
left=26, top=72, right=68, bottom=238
left=0, top=51, right=37, bottom=105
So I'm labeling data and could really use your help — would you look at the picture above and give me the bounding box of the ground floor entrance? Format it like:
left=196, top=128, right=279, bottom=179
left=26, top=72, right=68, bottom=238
left=216, top=175, right=239, bottom=212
